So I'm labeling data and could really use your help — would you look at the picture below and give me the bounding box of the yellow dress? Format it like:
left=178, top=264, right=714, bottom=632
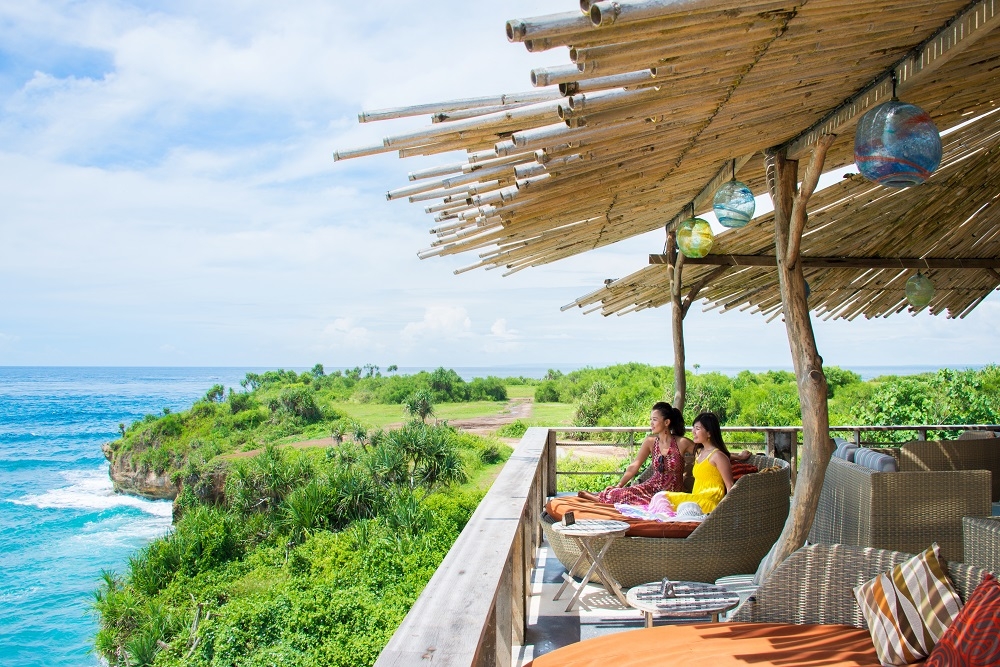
left=664, top=454, right=726, bottom=514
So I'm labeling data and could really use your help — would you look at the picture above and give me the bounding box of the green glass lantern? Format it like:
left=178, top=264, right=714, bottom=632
left=677, top=218, right=714, bottom=258
left=905, top=272, right=934, bottom=309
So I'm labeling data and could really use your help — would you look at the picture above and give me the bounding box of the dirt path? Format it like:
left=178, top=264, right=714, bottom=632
left=224, top=397, right=534, bottom=459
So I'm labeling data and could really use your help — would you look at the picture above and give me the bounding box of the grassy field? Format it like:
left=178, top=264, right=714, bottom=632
left=329, top=400, right=511, bottom=428
left=530, top=402, right=575, bottom=425
left=505, top=385, right=536, bottom=399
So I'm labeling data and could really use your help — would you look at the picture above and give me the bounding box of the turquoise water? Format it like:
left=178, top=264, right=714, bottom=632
left=0, top=367, right=253, bottom=667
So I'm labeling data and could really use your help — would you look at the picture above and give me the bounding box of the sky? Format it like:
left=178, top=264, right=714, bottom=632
left=0, top=0, right=996, bottom=371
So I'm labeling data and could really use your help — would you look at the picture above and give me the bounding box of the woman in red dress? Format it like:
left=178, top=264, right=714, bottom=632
left=578, top=401, right=690, bottom=504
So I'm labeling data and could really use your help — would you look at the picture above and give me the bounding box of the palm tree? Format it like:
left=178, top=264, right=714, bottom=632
left=402, top=390, right=435, bottom=423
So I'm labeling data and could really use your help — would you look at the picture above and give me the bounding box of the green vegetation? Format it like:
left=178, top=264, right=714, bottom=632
left=530, top=363, right=1000, bottom=442
left=94, top=424, right=512, bottom=667
left=105, top=367, right=514, bottom=482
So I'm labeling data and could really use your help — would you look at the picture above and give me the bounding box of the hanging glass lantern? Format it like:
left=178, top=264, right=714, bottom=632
left=854, top=98, right=941, bottom=188
left=905, top=272, right=934, bottom=309
left=676, top=217, right=714, bottom=258
left=713, top=179, right=755, bottom=228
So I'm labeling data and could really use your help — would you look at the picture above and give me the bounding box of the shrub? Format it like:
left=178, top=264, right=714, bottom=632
left=496, top=419, right=529, bottom=439
left=534, top=380, right=561, bottom=403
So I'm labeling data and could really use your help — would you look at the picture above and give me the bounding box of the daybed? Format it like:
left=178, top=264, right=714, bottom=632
left=897, top=438, right=1000, bottom=502
left=525, top=543, right=991, bottom=667
left=541, top=455, right=790, bottom=587
left=808, top=454, right=990, bottom=562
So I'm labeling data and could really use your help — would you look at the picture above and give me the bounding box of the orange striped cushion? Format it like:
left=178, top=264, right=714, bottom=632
left=852, top=543, right=963, bottom=665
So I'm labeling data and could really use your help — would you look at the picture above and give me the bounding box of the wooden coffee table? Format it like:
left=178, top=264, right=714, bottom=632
left=552, top=519, right=630, bottom=611
left=626, top=580, right=741, bottom=626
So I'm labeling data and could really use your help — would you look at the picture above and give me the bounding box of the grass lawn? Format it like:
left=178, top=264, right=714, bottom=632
left=529, top=402, right=575, bottom=425
left=505, top=385, right=536, bottom=399
left=329, top=400, right=509, bottom=427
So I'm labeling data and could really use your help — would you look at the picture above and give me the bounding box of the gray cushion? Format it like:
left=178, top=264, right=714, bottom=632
left=854, top=448, right=898, bottom=472
left=834, top=441, right=858, bottom=462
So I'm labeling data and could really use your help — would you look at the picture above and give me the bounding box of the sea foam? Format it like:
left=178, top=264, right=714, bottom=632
left=11, top=467, right=174, bottom=518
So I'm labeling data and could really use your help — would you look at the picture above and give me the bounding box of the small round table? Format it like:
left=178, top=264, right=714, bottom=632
left=552, top=519, right=630, bottom=611
left=626, top=580, right=741, bottom=626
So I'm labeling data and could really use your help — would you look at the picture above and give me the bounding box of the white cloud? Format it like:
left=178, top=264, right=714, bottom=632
left=490, top=319, right=518, bottom=340
left=321, top=318, right=374, bottom=350
left=401, top=306, right=472, bottom=342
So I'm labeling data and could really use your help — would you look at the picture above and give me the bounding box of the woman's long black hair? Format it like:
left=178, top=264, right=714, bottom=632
left=693, top=412, right=730, bottom=457
left=651, top=401, right=684, bottom=437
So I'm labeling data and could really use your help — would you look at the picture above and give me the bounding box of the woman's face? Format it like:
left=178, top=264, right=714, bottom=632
left=691, top=420, right=709, bottom=445
left=650, top=410, right=668, bottom=434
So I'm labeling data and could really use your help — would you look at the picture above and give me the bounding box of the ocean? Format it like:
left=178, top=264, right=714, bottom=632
left=0, top=363, right=975, bottom=665
left=0, top=368, right=254, bottom=667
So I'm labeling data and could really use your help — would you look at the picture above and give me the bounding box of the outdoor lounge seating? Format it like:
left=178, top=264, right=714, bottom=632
left=897, top=438, right=1000, bottom=501
left=808, top=455, right=991, bottom=562
left=541, top=455, right=790, bottom=587
left=525, top=543, right=990, bottom=667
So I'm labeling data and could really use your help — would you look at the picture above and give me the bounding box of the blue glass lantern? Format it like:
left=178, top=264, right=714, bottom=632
left=855, top=99, right=941, bottom=187
left=677, top=218, right=714, bottom=258
left=713, top=179, right=755, bottom=228
left=905, top=272, right=934, bottom=309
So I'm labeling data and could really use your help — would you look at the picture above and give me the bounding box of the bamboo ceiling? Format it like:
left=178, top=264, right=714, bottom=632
left=336, top=0, right=1000, bottom=318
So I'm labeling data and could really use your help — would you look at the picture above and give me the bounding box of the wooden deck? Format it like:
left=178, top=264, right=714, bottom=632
left=373, top=425, right=999, bottom=667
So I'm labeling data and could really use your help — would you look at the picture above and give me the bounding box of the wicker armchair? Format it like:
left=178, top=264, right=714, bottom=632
left=808, top=456, right=991, bottom=562
left=962, top=516, right=1000, bottom=575
left=541, top=455, right=790, bottom=587
left=731, top=543, right=988, bottom=626
left=897, top=439, right=1000, bottom=501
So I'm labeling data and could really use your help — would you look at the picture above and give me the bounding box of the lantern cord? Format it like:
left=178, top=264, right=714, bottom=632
left=731, top=158, right=737, bottom=182
left=689, top=202, right=695, bottom=219
left=890, top=70, right=898, bottom=100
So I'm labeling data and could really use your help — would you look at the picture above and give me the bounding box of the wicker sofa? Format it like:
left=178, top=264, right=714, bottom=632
left=541, top=455, right=790, bottom=587
left=808, top=455, right=991, bottom=562
left=526, top=543, right=990, bottom=667
left=897, top=438, right=1000, bottom=501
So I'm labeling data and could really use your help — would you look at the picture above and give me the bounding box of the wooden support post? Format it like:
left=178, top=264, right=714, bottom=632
left=853, top=428, right=861, bottom=446
left=917, top=428, right=928, bottom=441
left=756, top=136, right=837, bottom=583
left=669, top=231, right=687, bottom=411
left=545, top=429, right=558, bottom=498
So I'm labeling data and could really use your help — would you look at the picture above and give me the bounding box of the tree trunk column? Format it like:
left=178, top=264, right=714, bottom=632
left=757, top=141, right=836, bottom=582
left=669, top=232, right=686, bottom=412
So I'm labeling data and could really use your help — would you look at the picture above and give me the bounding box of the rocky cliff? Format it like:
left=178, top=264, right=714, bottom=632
left=102, top=442, right=180, bottom=500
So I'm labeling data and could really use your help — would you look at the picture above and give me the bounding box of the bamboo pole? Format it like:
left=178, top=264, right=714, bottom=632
left=669, top=233, right=687, bottom=411
left=358, top=90, right=562, bottom=123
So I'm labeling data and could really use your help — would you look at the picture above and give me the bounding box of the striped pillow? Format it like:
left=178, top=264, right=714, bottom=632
left=853, top=544, right=963, bottom=665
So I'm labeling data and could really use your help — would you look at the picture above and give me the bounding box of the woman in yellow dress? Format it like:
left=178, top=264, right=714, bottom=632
left=656, top=412, right=735, bottom=515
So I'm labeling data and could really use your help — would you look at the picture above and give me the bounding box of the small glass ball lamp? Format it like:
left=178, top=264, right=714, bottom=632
left=713, top=180, right=755, bottom=228
left=854, top=99, right=941, bottom=188
left=905, top=272, right=934, bottom=309
left=676, top=218, right=714, bottom=258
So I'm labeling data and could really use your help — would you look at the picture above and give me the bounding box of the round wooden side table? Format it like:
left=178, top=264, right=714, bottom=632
left=626, top=580, right=741, bottom=626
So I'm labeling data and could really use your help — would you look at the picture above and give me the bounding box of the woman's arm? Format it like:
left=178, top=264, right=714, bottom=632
left=711, top=449, right=735, bottom=492
left=615, top=436, right=653, bottom=488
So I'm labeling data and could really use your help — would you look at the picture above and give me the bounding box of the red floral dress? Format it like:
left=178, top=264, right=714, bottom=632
left=596, top=435, right=684, bottom=504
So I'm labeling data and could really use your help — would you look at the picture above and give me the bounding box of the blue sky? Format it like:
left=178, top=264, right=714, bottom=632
left=1, top=0, right=996, bottom=370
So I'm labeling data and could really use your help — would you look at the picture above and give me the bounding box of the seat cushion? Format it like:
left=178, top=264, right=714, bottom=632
left=853, top=543, right=963, bottom=665
left=525, top=622, right=885, bottom=666
left=545, top=496, right=700, bottom=538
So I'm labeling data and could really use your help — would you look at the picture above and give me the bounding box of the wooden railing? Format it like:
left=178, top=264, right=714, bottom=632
left=373, top=424, right=998, bottom=666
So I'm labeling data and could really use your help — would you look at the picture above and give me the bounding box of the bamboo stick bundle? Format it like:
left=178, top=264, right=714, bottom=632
left=558, top=70, right=657, bottom=95
left=382, top=99, right=564, bottom=150
left=506, top=11, right=595, bottom=43
left=589, top=0, right=799, bottom=28
left=357, top=89, right=563, bottom=123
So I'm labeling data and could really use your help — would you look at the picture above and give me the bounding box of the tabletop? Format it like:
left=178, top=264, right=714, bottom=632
left=626, top=580, right=741, bottom=618
left=551, top=519, right=629, bottom=538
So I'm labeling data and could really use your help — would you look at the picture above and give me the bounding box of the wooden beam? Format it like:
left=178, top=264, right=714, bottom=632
left=669, top=232, right=687, bottom=411
left=784, top=0, right=1000, bottom=158
left=649, top=255, right=1000, bottom=270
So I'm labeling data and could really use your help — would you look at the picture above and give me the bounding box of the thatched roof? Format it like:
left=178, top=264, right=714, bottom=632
left=335, top=0, right=1000, bottom=317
